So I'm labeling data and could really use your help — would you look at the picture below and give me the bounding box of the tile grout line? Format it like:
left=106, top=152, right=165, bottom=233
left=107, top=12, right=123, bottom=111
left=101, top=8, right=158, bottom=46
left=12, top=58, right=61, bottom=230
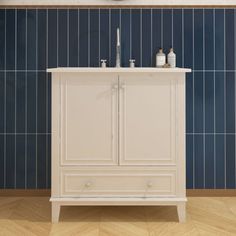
left=182, top=9, right=184, bottom=68
left=56, top=9, right=58, bottom=67
left=67, top=9, right=69, bottom=67
left=109, top=9, right=111, bottom=66
left=151, top=9, right=153, bottom=66
left=25, top=9, right=28, bottom=189
left=235, top=9, right=236, bottom=189
left=36, top=9, right=38, bottom=189
left=213, top=8, right=216, bottom=189
left=203, top=9, right=206, bottom=189
left=140, top=9, right=142, bottom=67
left=14, top=9, right=17, bottom=189
left=224, top=8, right=226, bottom=189
left=98, top=8, right=100, bottom=65
left=130, top=9, right=132, bottom=60
left=46, top=8, right=48, bottom=189
left=88, top=9, right=90, bottom=67
left=77, top=9, right=80, bottom=67
left=119, top=9, right=121, bottom=66
left=171, top=9, right=173, bottom=48
left=161, top=8, right=163, bottom=48
left=193, top=8, right=195, bottom=189
left=4, top=8, right=6, bottom=188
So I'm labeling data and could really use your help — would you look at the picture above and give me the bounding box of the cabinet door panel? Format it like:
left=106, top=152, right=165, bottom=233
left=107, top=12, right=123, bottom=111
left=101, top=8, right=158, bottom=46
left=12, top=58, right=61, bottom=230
left=119, top=74, right=177, bottom=165
left=60, top=74, right=118, bottom=165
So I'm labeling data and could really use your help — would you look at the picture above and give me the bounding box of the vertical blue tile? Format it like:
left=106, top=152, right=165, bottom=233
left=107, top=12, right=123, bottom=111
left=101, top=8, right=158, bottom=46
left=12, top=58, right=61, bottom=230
left=173, top=9, right=183, bottom=68
left=6, top=135, right=15, bottom=188
left=186, top=73, right=193, bottom=133
left=6, top=9, right=16, bottom=70
left=37, top=134, right=46, bottom=188
left=205, top=9, right=214, bottom=70
left=142, top=9, right=151, bottom=67
left=48, top=9, right=58, bottom=68
left=0, top=10, right=5, bottom=70
left=90, top=9, right=99, bottom=67
left=0, top=72, right=4, bottom=133
left=194, top=9, right=203, bottom=70
left=225, top=9, right=235, bottom=70
left=205, top=72, right=214, bottom=133
left=226, top=134, right=235, bottom=188
left=27, top=72, right=36, bottom=133
left=16, top=134, right=25, bottom=188
left=215, top=9, right=225, bottom=70
left=215, top=72, right=225, bottom=133
left=186, top=134, right=193, bottom=188
left=16, top=72, right=26, bottom=133
left=79, top=9, right=88, bottom=67
left=152, top=9, right=161, bottom=67
left=131, top=9, right=141, bottom=67
left=27, top=9, right=36, bottom=70
left=69, top=9, right=78, bottom=67
left=17, top=9, right=26, bottom=70
left=6, top=72, right=15, bottom=133
left=205, top=134, right=214, bottom=188
left=37, top=9, right=46, bottom=70
left=37, top=72, right=46, bottom=133
left=194, top=72, right=204, bottom=133
left=111, top=9, right=120, bottom=67
left=27, top=134, right=36, bottom=188
left=58, top=9, right=68, bottom=67
left=163, top=9, right=172, bottom=52
left=194, top=134, right=204, bottom=188
left=226, top=72, right=235, bottom=133
left=215, top=134, right=225, bottom=188
left=184, top=9, right=193, bottom=69
left=0, top=135, right=4, bottom=188
left=100, top=9, right=109, bottom=65
left=121, top=9, right=131, bottom=67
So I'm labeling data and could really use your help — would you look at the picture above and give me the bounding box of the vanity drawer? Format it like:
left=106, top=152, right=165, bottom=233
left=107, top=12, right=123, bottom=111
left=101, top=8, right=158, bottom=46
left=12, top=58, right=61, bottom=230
left=60, top=167, right=176, bottom=197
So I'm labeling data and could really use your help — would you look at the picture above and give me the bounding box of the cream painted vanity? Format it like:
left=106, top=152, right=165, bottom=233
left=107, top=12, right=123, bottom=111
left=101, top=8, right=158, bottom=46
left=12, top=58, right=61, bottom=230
left=47, top=67, right=191, bottom=223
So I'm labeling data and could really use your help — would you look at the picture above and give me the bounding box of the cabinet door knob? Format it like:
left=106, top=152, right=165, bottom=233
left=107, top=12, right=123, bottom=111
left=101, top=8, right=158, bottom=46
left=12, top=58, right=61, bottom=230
left=85, top=182, right=92, bottom=188
left=147, top=182, right=153, bottom=188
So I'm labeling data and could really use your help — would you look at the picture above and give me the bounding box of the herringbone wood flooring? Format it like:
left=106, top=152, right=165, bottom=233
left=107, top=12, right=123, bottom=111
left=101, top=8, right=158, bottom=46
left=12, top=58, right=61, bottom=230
left=0, top=197, right=236, bottom=235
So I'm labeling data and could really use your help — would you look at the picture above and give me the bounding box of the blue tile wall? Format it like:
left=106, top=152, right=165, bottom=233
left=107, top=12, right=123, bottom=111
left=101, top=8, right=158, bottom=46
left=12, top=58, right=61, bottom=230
left=0, top=8, right=236, bottom=189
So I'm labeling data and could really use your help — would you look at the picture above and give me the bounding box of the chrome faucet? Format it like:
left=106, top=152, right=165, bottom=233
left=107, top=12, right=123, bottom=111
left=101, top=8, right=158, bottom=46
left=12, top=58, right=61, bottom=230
left=116, top=28, right=121, bottom=67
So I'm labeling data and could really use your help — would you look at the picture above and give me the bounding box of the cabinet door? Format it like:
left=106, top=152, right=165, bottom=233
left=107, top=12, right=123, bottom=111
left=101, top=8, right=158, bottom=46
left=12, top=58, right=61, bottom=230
left=60, top=74, right=118, bottom=165
left=119, top=74, right=177, bottom=165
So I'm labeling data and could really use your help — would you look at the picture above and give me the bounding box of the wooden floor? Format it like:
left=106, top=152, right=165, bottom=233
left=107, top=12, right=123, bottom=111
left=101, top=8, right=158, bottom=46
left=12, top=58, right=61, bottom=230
left=0, top=197, right=236, bottom=235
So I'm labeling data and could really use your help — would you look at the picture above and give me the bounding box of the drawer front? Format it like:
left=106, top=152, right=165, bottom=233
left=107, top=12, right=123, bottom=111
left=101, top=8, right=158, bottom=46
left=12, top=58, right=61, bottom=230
left=60, top=167, right=176, bottom=197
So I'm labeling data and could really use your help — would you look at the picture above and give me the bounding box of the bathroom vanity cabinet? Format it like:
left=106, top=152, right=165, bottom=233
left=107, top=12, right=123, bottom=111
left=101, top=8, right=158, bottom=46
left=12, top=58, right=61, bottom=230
left=47, top=67, right=191, bottom=223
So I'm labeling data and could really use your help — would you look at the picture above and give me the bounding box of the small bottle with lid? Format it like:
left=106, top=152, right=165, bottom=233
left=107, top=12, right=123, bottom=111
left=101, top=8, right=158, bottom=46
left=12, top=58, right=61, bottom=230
left=167, top=47, right=176, bottom=68
left=156, top=48, right=166, bottom=68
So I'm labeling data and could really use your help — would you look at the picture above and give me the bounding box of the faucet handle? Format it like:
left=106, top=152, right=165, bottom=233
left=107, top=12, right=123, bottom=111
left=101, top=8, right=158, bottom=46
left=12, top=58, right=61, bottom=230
left=101, top=59, right=107, bottom=68
left=129, top=59, right=135, bottom=68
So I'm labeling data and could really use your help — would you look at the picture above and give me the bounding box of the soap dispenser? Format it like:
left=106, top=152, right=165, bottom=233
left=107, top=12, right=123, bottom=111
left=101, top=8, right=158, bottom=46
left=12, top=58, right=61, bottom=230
left=167, top=47, right=176, bottom=68
left=156, top=48, right=166, bottom=68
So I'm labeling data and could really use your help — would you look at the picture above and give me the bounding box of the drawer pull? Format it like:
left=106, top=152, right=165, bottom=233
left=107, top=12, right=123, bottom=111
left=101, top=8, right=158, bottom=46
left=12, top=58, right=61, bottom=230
left=147, top=182, right=153, bottom=188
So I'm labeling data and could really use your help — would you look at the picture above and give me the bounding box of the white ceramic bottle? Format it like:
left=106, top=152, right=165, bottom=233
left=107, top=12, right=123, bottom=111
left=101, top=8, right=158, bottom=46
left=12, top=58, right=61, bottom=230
left=167, top=48, right=176, bottom=68
left=156, top=48, right=166, bottom=68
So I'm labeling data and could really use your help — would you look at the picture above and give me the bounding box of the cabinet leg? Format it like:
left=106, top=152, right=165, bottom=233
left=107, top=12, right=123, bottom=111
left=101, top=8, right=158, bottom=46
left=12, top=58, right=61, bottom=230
left=52, top=202, right=61, bottom=223
left=177, top=202, right=186, bottom=223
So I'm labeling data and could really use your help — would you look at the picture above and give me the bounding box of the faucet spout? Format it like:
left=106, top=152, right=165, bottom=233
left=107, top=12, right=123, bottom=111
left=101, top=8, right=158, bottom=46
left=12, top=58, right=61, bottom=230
left=116, top=28, right=121, bottom=67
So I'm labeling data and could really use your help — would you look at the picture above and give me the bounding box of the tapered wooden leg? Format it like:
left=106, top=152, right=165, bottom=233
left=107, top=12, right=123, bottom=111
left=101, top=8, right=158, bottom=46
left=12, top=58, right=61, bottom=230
left=177, top=202, right=186, bottom=223
left=52, top=202, right=61, bottom=223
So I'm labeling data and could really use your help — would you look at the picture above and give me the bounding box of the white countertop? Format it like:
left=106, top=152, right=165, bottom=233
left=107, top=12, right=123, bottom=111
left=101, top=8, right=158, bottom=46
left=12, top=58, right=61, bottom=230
left=47, top=67, right=191, bottom=73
